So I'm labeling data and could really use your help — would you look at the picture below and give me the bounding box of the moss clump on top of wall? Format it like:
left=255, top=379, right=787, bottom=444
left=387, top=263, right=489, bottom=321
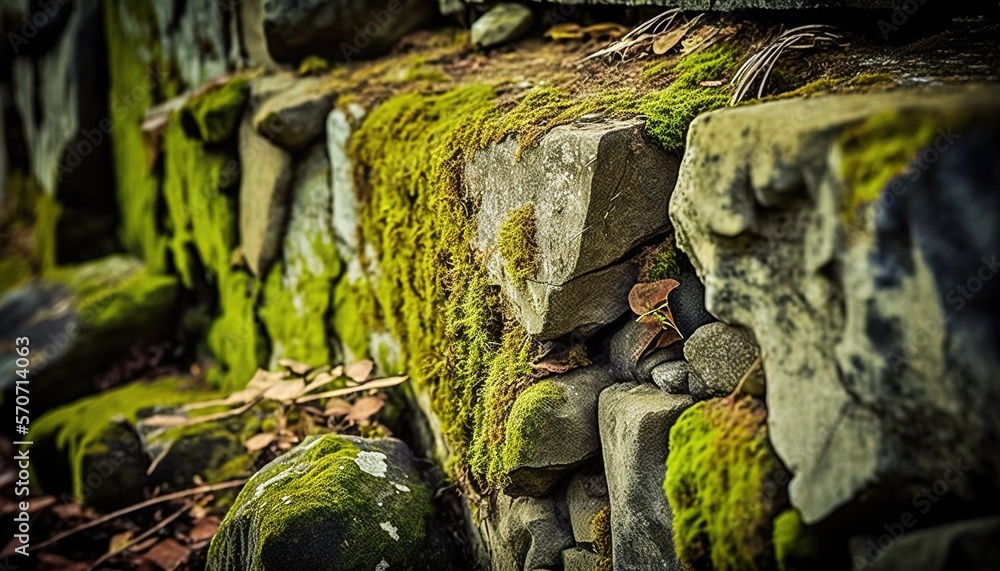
left=592, top=504, right=613, bottom=571
left=665, top=396, right=788, bottom=571
left=31, top=377, right=217, bottom=501
left=497, top=202, right=540, bottom=290
left=181, top=77, right=251, bottom=144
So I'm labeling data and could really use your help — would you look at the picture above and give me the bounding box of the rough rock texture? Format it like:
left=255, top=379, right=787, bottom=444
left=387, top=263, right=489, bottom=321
left=857, top=516, right=1000, bottom=571
left=208, top=435, right=458, bottom=570
left=326, top=103, right=368, bottom=261
left=608, top=318, right=685, bottom=383
left=563, top=547, right=603, bottom=571
left=238, top=116, right=294, bottom=277
left=683, top=322, right=761, bottom=400
left=471, top=3, right=534, bottom=48
left=486, top=494, right=575, bottom=571
left=467, top=120, right=677, bottom=339
left=0, top=256, right=178, bottom=412
left=150, top=0, right=230, bottom=90
left=670, top=85, right=1000, bottom=524
left=599, top=383, right=693, bottom=570
left=566, top=471, right=610, bottom=544
left=262, top=0, right=438, bottom=64
left=650, top=360, right=692, bottom=394
left=668, top=268, right=716, bottom=337
left=503, top=367, right=614, bottom=497
left=252, top=77, right=332, bottom=151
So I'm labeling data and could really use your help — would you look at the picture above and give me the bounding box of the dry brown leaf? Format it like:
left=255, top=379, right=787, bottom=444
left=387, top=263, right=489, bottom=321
left=224, top=387, right=262, bottom=405
left=325, top=398, right=354, bottom=416
left=545, top=22, right=584, bottom=41
left=189, top=516, right=221, bottom=542
left=109, top=530, right=134, bottom=554
left=300, top=370, right=340, bottom=397
left=700, top=79, right=727, bottom=87
left=531, top=344, right=592, bottom=375
left=244, top=432, right=277, bottom=452
left=143, top=538, right=191, bottom=571
left=582, top=22, right=629, bottom=39
left=346, top=396, right=386, bottom=422
left=277, top=358, right=312, bottom=376
left=631, top=322, right=664, bottom=363
left=140, top=413, right=189, bottom=429
left=262, top=378, right=306, bottom=402
left=298, top=376, right=409, bottom=403
left=653, top=26, right=688, bottom=54
left=51, top=502, right=83, bottom=520
left=629, top=279, right=680, bottom=315
left=345, top=360, right=374, bottom=383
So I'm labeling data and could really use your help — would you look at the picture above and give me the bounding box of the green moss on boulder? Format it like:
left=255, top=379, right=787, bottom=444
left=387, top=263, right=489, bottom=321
left=497, top=202, right=540, bottom=290
left=207, top=435, right=458, bottom=571
left=664, top=397, right=788, bottom=571
left=182, top=76, right=251, bottom=144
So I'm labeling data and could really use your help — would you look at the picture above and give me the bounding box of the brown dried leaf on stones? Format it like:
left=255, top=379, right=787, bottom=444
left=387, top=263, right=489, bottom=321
left=653, top=26, right=688, bottom=54
left=277, top=358, right=312, bottom=376
left=629, top=279, right=684, bottom=361
left=109, top=531, right=133, bottom=555
left=345, top=360, right=375, bottom=383
left=531, top=343, right=592, bottom=376
left=244, top=432, right=277, bottom=452
left=143, top=538, right=190, bottom=571
left=346, top=396, right=385, bottom=423
left=324, top=398, right=354, bottom=417
left=261, top=378, right=307, bottom=403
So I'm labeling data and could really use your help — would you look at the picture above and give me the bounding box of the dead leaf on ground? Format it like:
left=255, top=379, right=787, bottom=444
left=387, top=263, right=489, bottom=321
left=36, top=553, right=89, bottom=571
left=277, top=358, right=312, bottom=376
left=653, top=26, right=688, bottom=54
left=189, top=516, right=221, bottom=542
left=109, top=530, right=134, bottom=554
left=244, top=432, right=277, bottom=452
left=545, top=23, right=584, bottom=41
left=629, top=279, right=684, bottom=362
left=144, top=538, right=191, bottom=571
left=346, top=396, right=385, bottom=423
left=140, top=413, right=190, bottom=429
left=629, top=279, right=680, bottom=315
left=51, top=502, right=83, bottom=520
left=324, top=398, right=354, bottom=416
left=261, top=378, right=306, bottom=403
left=531, top=343, right=592, bottom=375
left=345, top=360, right=374, bottom=383
left=582, top=23, right=629, bottom=39
left=300, top=370, right=341, bottom=397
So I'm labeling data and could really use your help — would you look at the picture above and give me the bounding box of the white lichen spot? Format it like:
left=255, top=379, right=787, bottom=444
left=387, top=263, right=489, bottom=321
left=354, top=451, right=388, bottom=478
left=375, top=559, right=389, bottom=571
left=380, top=521, right=399, bottom=541
left=393, top=483, right=410, bottom=493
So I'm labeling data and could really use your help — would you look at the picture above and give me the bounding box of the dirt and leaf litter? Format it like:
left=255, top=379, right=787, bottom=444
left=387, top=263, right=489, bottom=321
left=0, top=359, right=408, bottom=569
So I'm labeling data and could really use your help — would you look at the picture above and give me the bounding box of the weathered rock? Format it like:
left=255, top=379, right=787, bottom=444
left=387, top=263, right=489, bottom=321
left=467, top=120, right=677, bottom=339
left=856, top=516, right=1000, bottom=571
left=262, top=0, right=438, bottom=64
left=252, top=78, right=332, bottom=151
left=238, top=0, right=276, bottom=68
left=566, top=471, right=610, bottom=544
left=238, top=116, right=294, bottom=277
left=327, top=102, right=368, bottom=260
left=599, top=383, right=693, bottom=570
left=503, top=367, right=614, bottom=497
left=563, top=547, right=602, bottom=571
left=208, top=435, right=459, bottom=570
left=683, top=322, right=761, bottom=400
left=471, top=3, right=534, bottom=48
left=668, top=268, right=716, bottom=337
left=670, top=85, right=1000, bottom=524
left=182, top=77, right=250, bottom=143
left=0, top=256, right=178, bottom=412
left=486, top=494, right=574, bottom=571
left=150, top=0, right=230, bottom=90
left=608, top=318, right=685, bottom=383
left=650, top=360, right=692, bottom=394
left=259, top=145, right=340, bottom=367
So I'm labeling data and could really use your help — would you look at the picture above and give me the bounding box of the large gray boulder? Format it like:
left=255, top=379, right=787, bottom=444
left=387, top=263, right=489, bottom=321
left=503, top=367, right=614, bottom=497
left=262, top=0, right=438, bottom=64
left=252, top=77, right=332, bottom=152
left=467, top=120, right=677, bottom=339
left=208, top=435, right=460, bottom=570
left=598, top=383, right=693, bottom=570
left=670, top=85, right=1000, bottom=524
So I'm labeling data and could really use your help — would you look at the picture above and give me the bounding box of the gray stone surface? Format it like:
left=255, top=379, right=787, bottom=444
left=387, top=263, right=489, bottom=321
left=467, top=120, right=677, bottom=339
left=151, top=0, right=230, bottom=90
left=253, top=77, right=332, bottom=151
left=854, top=516, right=1000, bottom=571
left=649, top=360, right=691, bottom=394
left=683, top=322, right=761, bottom=400
left=563, top=547, right=602, bottom=571
left=668, top=268, right=716, bottom=337
left=472, top=3, right=534, bottom=48
left=238, top=116, right=294, bottom=277
left=239, top=0, right=276, bottom=68
left=608, top=318, right=685, bottom=383
left=487, top=495, right=575, bottom=571
left=326, top=102, right=369, bottom=260
left=670, top=85, right=1000, bottom=524
left=504, top=367, right=615, bottom=497
left=598, top=383, right=693, bottom=570
left=262, top=0, right=438, bottom=64
left=566, top=472, right=609, bottom=544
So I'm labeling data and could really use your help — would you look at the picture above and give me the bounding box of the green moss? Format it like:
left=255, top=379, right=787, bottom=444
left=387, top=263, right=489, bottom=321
left=206, top=271, right=267, bottom=392
left=773, top=509, right=818, bottom=571
left=498, top=380, right=563, bottom=475
left=848, top=73, right=895, bottom=87
left=208, top=435, right=439, bottom=570
left=31, top=377, right=216, bottom=501
left=103, top=0, right=170, bottom=272
left=497, top=203, right=540, bottom=289
left=182, top=76, right=251, bottom=144
left=33, top=192, right=60, bottom=271
left=639, top=236, right=681, bottom=283
left=259, top=257, right=337, bottom=368
left=0, top=257, right=33, bottom=293
left=837, top=109, right=956, bottom=220
left=298, top=55, right=331, bottom=75
left=331, top=275, right=374, bottom=362
left=665, top=397, right=786, bottom=571
left=403, top=63, right=451, bottom=83
left=592, top=504, right=613, bottom=571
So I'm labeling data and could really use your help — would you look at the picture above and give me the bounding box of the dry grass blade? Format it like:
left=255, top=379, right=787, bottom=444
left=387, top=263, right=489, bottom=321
left=581, top=9, right=682, bottom=62
left=731, top=24, right=844, bottom=105
left=295, top=376, right=409, bottom=404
